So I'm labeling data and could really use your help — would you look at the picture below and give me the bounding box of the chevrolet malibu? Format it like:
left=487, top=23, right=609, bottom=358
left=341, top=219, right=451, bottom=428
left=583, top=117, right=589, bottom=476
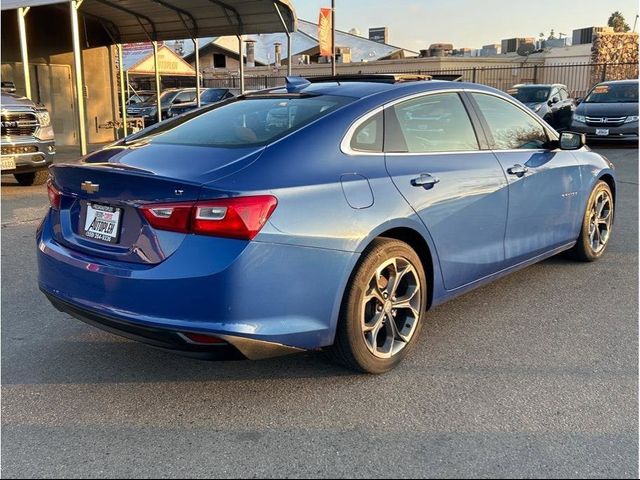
left=37, top=75, right=616, bottom=373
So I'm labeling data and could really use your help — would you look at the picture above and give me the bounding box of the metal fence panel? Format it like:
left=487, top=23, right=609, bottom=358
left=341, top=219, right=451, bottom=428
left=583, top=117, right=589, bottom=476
left=203, top=62, right=638, bottom=97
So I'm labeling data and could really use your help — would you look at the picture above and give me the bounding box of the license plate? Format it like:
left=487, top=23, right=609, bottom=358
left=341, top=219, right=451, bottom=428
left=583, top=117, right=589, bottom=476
left=83, top=203, right=122, bottom=244
left=596, top=128, right=609, bottom=136
left=1, top=156, right=16, bottom=170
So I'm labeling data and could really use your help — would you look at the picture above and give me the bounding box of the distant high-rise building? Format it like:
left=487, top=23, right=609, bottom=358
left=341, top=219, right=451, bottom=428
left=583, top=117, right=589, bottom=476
left=480, top=44, right=500, bottom=56
left=369, top=27, right=389, bottom=44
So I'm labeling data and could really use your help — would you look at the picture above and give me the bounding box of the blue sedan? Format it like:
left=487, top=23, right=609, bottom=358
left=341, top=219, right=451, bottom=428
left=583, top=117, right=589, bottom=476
left=37, top=75, right=616, bottom=373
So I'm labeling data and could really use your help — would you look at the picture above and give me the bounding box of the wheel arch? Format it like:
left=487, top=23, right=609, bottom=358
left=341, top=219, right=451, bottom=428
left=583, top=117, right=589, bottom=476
left=598, top=172, right=616, bottom=204
left=371, top=227, right=435, bottom=311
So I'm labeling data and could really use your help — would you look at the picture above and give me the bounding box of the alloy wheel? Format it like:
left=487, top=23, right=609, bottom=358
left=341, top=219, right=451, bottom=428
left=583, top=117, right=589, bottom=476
left=361, top=257, right=422, bottom=359
left=588, top=189, right=613, bottom=254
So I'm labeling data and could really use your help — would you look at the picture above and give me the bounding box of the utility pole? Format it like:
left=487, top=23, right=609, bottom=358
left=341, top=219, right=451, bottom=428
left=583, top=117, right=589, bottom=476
left=331, top=0, right=336, bottom=76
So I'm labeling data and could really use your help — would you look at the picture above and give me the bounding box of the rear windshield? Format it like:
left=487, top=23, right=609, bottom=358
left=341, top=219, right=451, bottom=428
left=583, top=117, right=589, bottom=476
left=148, top=95, right=354, bottom=147
left=584, top=83, right=639, bottom=103
left=509, top=87, right=550, bottom=103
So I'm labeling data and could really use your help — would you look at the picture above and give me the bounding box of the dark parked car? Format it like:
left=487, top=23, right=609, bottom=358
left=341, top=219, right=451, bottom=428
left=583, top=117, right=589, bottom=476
left=126, top=90, right=155, bottom=106
left=126, top=88, right=197, bottom=127
left=38, top=75, right=616, bottom=373
left=508, top=83, right=575, bottom=130
left=570, top=79, right=639, bottom=142
left=168, top=88, right=238, bottom=117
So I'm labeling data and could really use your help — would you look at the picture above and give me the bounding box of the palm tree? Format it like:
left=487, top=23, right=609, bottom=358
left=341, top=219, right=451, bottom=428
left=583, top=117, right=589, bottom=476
left=608, top=11, right=631, bottom=32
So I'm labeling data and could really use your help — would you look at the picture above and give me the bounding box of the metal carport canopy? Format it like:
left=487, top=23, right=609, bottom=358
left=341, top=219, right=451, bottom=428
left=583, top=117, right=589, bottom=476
left=3, top=0, right=297, bottom=155
left=1, top=0, right=297, bottom=42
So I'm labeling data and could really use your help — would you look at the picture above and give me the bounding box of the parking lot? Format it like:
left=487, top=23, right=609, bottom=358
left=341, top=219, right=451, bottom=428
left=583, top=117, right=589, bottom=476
left=1, top=144, right=638, bottom=478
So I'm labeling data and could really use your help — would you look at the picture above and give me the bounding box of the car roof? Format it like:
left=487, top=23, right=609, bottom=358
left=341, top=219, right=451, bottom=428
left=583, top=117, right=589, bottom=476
left=598, top=79, right=638, bottom=85
left=513, top=83, right=567, bottom=88
left=262, top=79, right=498, bottom=100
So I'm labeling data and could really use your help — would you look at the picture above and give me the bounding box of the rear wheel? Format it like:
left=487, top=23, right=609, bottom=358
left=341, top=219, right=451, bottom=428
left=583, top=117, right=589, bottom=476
left=569, top=180, right=613, bottom=261
left=329, top=238, right=427, bottom=374
left=14, top=170, right=49, bottom=186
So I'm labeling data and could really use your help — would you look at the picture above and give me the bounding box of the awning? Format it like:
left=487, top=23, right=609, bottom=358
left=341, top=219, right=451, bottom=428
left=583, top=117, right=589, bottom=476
left=1, top=0, right=297, bottom=42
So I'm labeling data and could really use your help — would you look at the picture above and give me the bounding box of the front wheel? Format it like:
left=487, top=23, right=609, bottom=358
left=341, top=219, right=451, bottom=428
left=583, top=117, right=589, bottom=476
left=329, top=238, right=427, bottom=374
left=569, top=180, right=614, bottom=261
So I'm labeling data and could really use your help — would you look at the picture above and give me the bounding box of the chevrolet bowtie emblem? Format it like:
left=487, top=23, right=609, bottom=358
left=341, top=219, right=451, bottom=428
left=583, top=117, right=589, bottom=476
left=81, top=181, right=99, bottom=194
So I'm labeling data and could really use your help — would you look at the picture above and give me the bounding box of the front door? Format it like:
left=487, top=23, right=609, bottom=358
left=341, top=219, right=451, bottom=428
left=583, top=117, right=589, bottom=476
left=468, top=92, right=583, bottom=266
left=384, top=92, right=509, bottom=291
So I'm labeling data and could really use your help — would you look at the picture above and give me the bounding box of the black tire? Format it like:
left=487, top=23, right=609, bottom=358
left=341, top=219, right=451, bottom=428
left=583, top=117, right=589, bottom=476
left=329, top=238, right=428, bottom=374
left=568, top=180, right=614, bottom=262
left=14, top=170, right=49, bottom=186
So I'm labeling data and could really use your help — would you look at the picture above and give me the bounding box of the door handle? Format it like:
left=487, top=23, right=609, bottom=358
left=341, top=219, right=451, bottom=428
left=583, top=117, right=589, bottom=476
left=411, top=173, right=440, bottom=188
left=507, top=164, right=528, bottom=177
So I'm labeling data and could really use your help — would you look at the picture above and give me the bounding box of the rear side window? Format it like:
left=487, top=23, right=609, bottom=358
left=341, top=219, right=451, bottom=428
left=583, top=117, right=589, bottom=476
left=471, top=93, right=548, bottom=150
left=149, top=95, right=354, bottom=147
left=350, top=111, right=383, bottom=152
left=386, top=92, right=479, bottom=153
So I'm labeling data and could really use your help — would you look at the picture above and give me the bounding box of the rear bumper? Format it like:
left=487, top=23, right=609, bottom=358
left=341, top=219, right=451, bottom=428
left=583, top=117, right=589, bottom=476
left=43, top=291, right=303, bottom=360
left=37, top=210, right=357, bottom=354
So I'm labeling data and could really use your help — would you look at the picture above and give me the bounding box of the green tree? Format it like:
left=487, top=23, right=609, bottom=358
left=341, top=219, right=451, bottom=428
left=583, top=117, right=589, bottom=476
left=608, top=11, right=631, bottom=32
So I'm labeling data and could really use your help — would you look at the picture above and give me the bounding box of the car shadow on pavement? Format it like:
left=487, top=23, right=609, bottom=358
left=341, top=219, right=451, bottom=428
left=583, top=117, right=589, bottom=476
left=3, top=329, right=356, bottom=386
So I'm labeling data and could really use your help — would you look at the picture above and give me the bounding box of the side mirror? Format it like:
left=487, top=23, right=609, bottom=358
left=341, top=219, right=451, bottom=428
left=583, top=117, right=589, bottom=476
left=550, top=97, right=559, bottom=105
left=559, top=131, right=585, bottom=150
left=575, top=97, right=583, bottom=105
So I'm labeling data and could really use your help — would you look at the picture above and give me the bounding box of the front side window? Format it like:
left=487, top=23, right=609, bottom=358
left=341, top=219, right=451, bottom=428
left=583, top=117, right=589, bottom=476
left=472, top=93, right=548, bottom=150
left=174, top=91, right=195, bottom=104
left=201, top=89, right=228, bottom=103
left=145, top=95, right=354, bottom=147
left=387, top=92, right=479, bottom=153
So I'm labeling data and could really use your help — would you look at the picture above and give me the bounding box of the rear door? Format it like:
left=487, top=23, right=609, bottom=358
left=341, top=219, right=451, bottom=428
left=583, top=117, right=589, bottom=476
left=383, top=91, right=509, bottom=290
left=467, top=92, right=582, bottom=266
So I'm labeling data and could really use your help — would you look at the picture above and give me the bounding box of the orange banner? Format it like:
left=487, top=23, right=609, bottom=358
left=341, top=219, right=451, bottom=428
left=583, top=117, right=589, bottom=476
left=318, top=8, right=333, bottom=57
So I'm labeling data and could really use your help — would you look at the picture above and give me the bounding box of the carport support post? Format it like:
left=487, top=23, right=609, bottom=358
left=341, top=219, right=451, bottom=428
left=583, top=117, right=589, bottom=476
left=70, top=0, right=87, bottom=156
left=238, top=36, right=245, bottom=94
left=287, top=34, right=292, bottom=76
left=152, top=41, right=162, bottom=123
left=116, top=44, right=128, bottom=137
left=17, top=7, right=31, bottom=99
left=273, top=2, right=292, bottom=77
left=194, top=38, right=201, bottom=107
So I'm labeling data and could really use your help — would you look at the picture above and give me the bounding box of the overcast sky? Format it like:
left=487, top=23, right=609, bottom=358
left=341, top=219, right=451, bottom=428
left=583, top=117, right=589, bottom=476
left=291, top=0, right=639, bottom=51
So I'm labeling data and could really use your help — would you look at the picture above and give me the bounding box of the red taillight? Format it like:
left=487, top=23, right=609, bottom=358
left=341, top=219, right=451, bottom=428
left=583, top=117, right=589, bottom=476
left=47, top=181, right=61, bottom=209
left=140, top=195, right=277, bottom=240
left=140, top=203, right=192, bottom=233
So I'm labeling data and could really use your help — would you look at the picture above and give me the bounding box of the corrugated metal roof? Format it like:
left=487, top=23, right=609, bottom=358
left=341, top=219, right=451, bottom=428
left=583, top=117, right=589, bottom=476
left=1, top=0, right=297, bottom=42
left=296, top=19, right=410, bottom=62
left=182, top=19, right=416, bottom=66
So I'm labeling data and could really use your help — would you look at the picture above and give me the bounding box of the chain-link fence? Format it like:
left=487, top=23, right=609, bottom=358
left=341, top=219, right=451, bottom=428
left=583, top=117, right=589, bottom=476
left=204, top=62, right=638, bottom=98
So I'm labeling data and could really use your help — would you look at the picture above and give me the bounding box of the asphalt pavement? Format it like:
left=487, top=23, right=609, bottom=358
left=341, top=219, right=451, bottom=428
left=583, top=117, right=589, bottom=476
left=1, top=144, right=638, bottom=478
